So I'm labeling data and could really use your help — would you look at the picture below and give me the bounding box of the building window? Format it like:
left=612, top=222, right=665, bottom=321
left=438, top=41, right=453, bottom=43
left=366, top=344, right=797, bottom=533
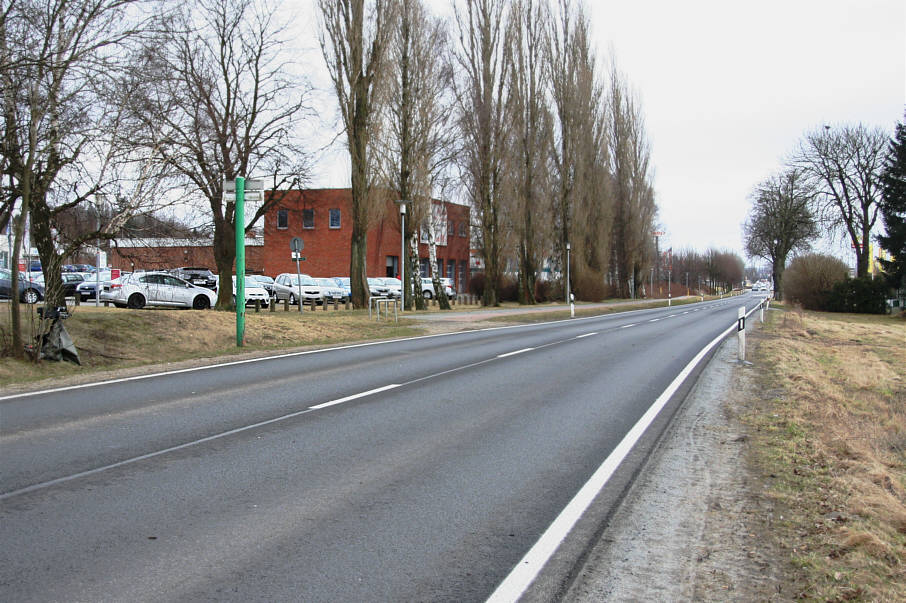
left=447, top=260, right=455, bottom=280
left=419, top=258, right=429, bottom=277
left=329, top=208, right=341, bottom=229
left=276, top=209, right=288, bottom=229
left=459, top=261, right=467, bottom=292
left=303, top=209, right=314, bottom=229
left=448, top=221, right=455, bottom=238
left=458, top=222, right=467, bottom=237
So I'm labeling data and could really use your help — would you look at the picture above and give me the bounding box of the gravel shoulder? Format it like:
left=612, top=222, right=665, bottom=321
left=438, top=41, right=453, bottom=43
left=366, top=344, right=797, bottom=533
left=562, top=334, right=787, bottom=601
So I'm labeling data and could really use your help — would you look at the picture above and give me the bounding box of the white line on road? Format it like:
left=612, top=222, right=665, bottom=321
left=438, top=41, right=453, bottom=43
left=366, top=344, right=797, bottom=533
left=620, top=324, right=636, bottom=329
left=648, top=318, right=661, bottom=322
left=308, top=384, right=401, bottom=410
left=574, top=332, right=597, bottom=339
left=497, top=348, right=535, bottom=358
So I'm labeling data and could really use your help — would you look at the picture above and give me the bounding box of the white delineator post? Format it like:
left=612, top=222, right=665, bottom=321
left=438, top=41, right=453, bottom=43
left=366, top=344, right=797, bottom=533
left=737, top=306, right=746, bottom=362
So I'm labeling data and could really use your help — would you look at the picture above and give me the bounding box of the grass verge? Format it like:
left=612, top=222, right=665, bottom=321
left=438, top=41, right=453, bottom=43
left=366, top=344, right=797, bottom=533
left=746, top=305, right=906, bottom=600
left=0, top=305, right=424, bottom=389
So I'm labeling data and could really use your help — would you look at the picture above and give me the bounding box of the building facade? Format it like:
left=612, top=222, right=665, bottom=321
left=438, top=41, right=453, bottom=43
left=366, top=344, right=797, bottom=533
left=111, top=189, right=471, bottom=293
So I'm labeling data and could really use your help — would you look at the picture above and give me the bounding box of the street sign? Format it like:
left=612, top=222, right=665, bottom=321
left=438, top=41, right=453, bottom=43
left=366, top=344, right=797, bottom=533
left=223, top=191, right=263, bottom=202
left=224, top=178, right=265, bottom=192
left=291, top=253, right=306, bottom=261
left=290, top=237, right=304, bottom=252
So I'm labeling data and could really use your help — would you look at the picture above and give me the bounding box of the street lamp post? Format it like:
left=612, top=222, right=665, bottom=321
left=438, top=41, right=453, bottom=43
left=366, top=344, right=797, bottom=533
left=94, top=194, right=107, bottom=307
left=566, top=242, right=573, bottom=318
left=395, top=200, right=408, bottom=310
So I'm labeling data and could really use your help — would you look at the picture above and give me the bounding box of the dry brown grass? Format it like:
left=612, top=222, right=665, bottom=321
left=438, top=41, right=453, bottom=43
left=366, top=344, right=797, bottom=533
left=748, top=305, right=906, bottom=601
left=0, top=304, right=425, bottom=390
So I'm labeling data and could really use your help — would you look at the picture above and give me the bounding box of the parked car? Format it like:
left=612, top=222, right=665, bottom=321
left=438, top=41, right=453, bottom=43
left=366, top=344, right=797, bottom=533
left=315, top=278, right=348, bottom=304
left=170, top=266, right=218, bottom=290
left=107, top=272, right=216, bottom=309
left=367, top=277, right=390, bottom=298
left=76, top=271, right=114, bottom=301
left=332, top=277, right=352, bottom=299
left=247, top=274, right=277, bottom=298
left=379, top=277, right=402, bottom=299
left=232, top=276, right=270, bottom=307
left=60, top=273, right=86, bottom=298
left=420, top=277, right=454, bottom=299
left=0, top=268, right=45, bottom=304
left=274, top=273, right=324, bottom=304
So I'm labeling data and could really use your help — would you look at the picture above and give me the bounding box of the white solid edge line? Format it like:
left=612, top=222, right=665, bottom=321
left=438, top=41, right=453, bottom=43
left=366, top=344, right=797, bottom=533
left=497, top=347, right=535, bottom=359
left=308, top=384, right=400, bottom=410
left=485, top=318, right=740, bottom=603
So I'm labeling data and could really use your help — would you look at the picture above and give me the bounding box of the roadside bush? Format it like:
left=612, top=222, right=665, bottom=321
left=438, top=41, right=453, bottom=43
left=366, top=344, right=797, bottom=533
left=534, top=278, right=558, bottom=302
left=498, top=276, right=519, bottom=302
left=825, top=276, right=890, bottom=314
left=784, top=253, right=849, bottom=310
left=469, top=272, right=485, bottom=297
left=573, top=271, right=612, bottom=302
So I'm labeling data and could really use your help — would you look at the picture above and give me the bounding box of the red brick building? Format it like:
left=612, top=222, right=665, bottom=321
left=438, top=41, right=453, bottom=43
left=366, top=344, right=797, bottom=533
left=111, top=188, right=471, bottom=293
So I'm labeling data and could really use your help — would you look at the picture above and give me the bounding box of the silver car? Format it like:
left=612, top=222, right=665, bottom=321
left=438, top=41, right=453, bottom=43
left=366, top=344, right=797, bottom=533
left=274, top=273, right=324, bottom=304
left=108, top=272, right=216, bottom=309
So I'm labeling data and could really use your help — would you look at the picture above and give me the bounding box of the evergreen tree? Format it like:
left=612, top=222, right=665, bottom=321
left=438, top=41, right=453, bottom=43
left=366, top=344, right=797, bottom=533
left=878, top=117, right=906, bottom=290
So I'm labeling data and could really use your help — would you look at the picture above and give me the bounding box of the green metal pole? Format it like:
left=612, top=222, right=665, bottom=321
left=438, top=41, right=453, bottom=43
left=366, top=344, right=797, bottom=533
left=235, top=176, right=246, bottom=347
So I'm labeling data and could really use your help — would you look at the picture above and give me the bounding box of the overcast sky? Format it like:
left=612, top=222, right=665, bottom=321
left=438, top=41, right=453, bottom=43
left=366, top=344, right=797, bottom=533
left=297, top=0, right=905, bottom=263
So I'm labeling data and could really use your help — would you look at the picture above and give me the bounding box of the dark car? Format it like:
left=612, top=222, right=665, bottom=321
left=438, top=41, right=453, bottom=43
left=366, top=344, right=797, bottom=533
left=0, top=268, right=45, bottom=304
left=60, top=273, right=85, bottom=297
left=171, top=266, right=217, bottom=290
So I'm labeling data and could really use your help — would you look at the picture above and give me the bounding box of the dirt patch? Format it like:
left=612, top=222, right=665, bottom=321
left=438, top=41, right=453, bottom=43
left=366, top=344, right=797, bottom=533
left=564, top=336, right=788, bottom=601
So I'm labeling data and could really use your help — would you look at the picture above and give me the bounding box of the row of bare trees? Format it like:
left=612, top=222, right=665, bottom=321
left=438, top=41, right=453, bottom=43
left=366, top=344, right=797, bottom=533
left=2, top=0, right=315, bottom=356
left=743, top=123, right=890, bottom=300
left=2, top=0, right=664, bottom=358
left=318, top=0, right=659, bottom=308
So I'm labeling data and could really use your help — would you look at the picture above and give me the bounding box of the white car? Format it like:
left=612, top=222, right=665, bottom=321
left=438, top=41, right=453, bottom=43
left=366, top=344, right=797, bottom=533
left=315, top=278, right=348, bottom=304
left=108, top=272, right=217, bottom=309
left=367, top=277, right=390, bottom=298
left=232, top=276, right=270, bottom=307
left=421, top=277, right=455, bottom=299
left=379, top=277, right=402, bottom=299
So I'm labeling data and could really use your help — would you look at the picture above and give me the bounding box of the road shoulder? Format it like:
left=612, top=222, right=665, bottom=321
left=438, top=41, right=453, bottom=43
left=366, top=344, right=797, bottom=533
left=563, top=337, right=787, bottom=601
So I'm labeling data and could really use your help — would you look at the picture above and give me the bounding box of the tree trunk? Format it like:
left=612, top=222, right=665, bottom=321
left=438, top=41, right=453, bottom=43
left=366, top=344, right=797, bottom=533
left=213, top=217, right=236, bottom=310
left=426, top=216, right=450, bottom=310
left=349, top=229, right=369, bottom=308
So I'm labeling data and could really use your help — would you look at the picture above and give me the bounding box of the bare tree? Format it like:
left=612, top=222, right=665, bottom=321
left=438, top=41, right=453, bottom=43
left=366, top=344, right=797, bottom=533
left=743, top=168, right=819, bottom=301
left=452, top=0, right=508, bottom=307
left=607, top=61, right=656, bottom=298
left=548, top=0, right=610, bottom=300
left=379, top=0, right=454, bottom=310
left=132, top=0, right=311, bottom=309
left=503, top=0, right=552, bottom=305
left=1, top=0, right=153, bottom=356
left=319, top=0, right=393, bottom=308
left=793, top=123, right=888, bottom=277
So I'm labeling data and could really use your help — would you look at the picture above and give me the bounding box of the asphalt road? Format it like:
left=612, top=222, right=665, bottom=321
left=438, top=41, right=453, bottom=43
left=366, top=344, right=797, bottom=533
left=1, top=293, right=765, bottom=602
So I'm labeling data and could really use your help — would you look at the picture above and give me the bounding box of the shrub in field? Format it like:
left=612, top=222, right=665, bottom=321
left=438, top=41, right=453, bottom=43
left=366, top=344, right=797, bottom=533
left=498, top=276, right=519, bottom=302
left=533, top=278, right=558, bottom=302
left=469, top=272, right=485, bottom=297
left=784, top=253, right=849, bottom=310
left=573, top=272, right=612, bottom=302
left=825, top=276, right=890, bottom=314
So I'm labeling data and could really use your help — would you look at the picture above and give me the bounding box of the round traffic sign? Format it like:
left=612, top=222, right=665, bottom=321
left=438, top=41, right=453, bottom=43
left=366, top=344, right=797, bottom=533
left=290, top=237, right=304, bottom=252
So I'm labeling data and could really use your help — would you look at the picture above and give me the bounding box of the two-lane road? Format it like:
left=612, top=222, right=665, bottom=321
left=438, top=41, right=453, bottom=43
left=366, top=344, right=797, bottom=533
left=1, top=294, right=765, bottom=601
